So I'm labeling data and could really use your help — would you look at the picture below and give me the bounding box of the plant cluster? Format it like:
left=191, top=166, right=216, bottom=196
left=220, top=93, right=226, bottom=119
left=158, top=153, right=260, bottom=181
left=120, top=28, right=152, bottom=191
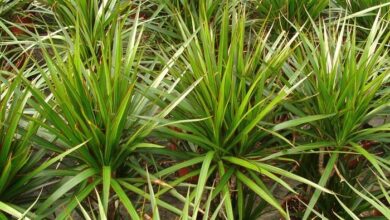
left=0, top=0, right=389, bottom=219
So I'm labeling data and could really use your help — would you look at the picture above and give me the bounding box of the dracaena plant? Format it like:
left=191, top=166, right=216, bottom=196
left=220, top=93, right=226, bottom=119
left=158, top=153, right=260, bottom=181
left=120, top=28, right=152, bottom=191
left=150, top=2, right=333, bottom=219
left=24, top=4, right=196, bottom=219
left=158, top=0, right=223, bottom=23
left=0, top=1, right=62, bottom=83
left=255, top=0, right=328, bottom=33
left=334, top=0, right=390, bottom=31
left=283, top=14, right=390, bottom=219
left=0, top=66, right=65, bottom=219
left=0, top=75, right=35, bottom=218
left=43, top=0, right=138, bottom=62
left=0, top=0, right=32, bottom=17
left=71, top=170, right=226, bottom=219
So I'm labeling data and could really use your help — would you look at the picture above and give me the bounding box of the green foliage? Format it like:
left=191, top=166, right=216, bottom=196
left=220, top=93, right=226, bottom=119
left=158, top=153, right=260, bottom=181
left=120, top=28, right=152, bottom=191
left=285, top=13, right=390, bottom=219
left=21, top=0, right=198, bottom=218
left=153, top=2, right=335, bottom=219
left=43, top=0, right=135, bottom=61
left=0, top=0, right=389, bottom=219
left=334, top=0, right=390, bottom=28
left=0, top=70, right=35, bottom=200
left=0, top=63, right=64, bottom=219
left=0, top=0, right=31, bottom=17
left=256, top=0, right=329, bottom=32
